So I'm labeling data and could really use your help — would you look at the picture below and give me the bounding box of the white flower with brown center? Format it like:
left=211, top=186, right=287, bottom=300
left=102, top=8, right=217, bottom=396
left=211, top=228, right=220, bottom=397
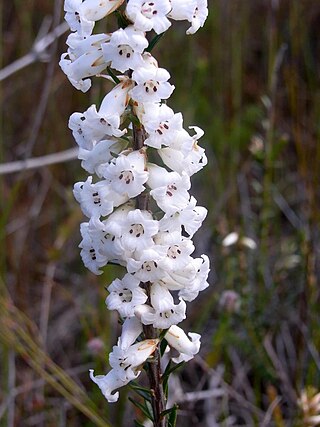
left=125, top=0, right=171, bottom=34
left=147, top=164, right=191, bottom=214
left=119, top=209, right=159, bottom=252
left=101, top=150, right=149, bottom=198
left=102, top=26, right=148, bottom=72
left=126, top=245, right=167, bottom=282
left=141, top=103, right=184, bottom=149
left=130, top=66, right=175, bottom=103
left=106, top=273, right=148, bottom=317
left=73, top=176, right=128, bottom=218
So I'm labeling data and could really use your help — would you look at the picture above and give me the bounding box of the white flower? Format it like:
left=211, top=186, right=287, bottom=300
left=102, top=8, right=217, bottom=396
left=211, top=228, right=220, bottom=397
left=141, top=104, right=183, bottom=149
left=154, top=232, right=195, bottom=271
left=79, top=222, right=108, bottom=274
left=106, top=273, right=148, bottom=317
left=165, top=325, right=201, bottom=363
left=109, top=338, right=159, bottom=380
left=69, top=79, right=134, bottom=146
left=119, top=209, right=159, bottom=252
left=118, top=316, right=143, bottom=349
left=90, top=319, right=158, bottom=403
left=159, top=196, right=207, bottom=237
left=73, top=176, right=128, bottom=218
left=167, top=0, right=196, bottom=21
left=65, top=32, right=109, bottom=59
left=222, top=232, right=239, bottom=247
left=102, top=26, right=148, bottom=73
left=125, top=0, right=171, bottom=34
left=130, top=66, right=174, bottom=103
left=65, top=0, right=125, bottom=36
left=158, top=144, right=207, bottom=176
left=160, top=261, right=197, bottom=291
left=178, top=255, right=210, bottom=301
left=64, top=0, right=94, bottom=36
left=137, top=283, right=186, bottom=329
left=158, top=125, right=207, bottom=175
left=168, top=0, right=208, bottom=35
left=78, top=138, right=127, bottom=174
left=147, top=164, right=191, bottom=214
left=87, top=216, right=125, bottom=262
left=127, top=246, right=168, bottom=282
left=60, top=43, right=108, bottom=92
left=100, top=150, right=149, bottom=198
left=89, top=368, right=135, bottom=403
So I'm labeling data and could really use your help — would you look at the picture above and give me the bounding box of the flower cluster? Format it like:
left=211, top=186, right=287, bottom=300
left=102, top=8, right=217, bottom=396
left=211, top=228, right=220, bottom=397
left=61, top=0, right=209, bottom=404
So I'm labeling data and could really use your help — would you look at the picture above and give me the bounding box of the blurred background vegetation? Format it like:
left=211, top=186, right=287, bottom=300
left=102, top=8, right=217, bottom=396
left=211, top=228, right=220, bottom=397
left=1, top=0, right=320, bottom=425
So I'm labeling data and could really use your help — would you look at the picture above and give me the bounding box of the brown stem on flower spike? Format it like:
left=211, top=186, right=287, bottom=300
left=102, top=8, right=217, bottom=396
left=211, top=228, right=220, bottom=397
left=133, top=121, right=167, bottom=427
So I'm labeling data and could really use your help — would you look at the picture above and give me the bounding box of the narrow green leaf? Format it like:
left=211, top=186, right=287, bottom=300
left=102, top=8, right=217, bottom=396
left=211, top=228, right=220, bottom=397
left=134, top=420, right=145, bottom=427
left=168, top=404, right=178, bottom=427
left=129, top=383, right=152, bottom=402
left=106, top=66, right=120, bottom=84
left=146, top=33, right=164, bottom=52
left=129, top=397, right=154, bottom=421
left=159, top=329, right=169, bottom=340
left=162, top=360, right=185, bottom=398
left=163, top=360, right=185, bottom=380
left=160, top=338, right=168, bottom=356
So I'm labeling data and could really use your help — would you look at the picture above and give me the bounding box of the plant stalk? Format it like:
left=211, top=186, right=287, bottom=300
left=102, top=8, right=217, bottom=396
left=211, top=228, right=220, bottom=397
left=132, top=121, right=167, bottom=427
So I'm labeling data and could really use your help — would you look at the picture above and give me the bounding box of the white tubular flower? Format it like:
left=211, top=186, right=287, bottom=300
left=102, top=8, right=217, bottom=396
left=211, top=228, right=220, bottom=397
left=158, top=143, right=207, bottom=176
left=69, top=78, right=134, bottom=146
left=60, top=33, right=110, bottom=92
left=102, top=26, right=148, bottom=73
left=165, top=325, right=201, bottom=363
left=119, top=316, right=143, bottom=349
left=161, top=262, right=197, bottom=291
left=130, top=67, right=175, bottom=103
left=137, top=283, right=186, bottom=329
left=106, top=273, right=148, bottom=317
left=64, top=0, right=94, bottom=36
left=178, top=255, right=210, bottom=301
left=60, top=48, right=108, bottom=93
left=87, top=217, right=125, bottom=262
left=73, top=176, right=128, bottom=218
left=101, top=150, right=149, bottom=198
left=78, top=138, right=127, bottom=174
left=89, top=368, right=133, bottom=403
left=119, top=209, right=159, bottom=252
left=90, top=319, right=158, bottom=403
left=147, top=164, right=191, bottom=214
left=65, top=0, right=125, bottom=36
left=159, top=196, right=207, bottom=237
left=155, top=232, right=195, bottom=271
left=127, top=246, right=168, bottom=282
left=141, top=52, right=159, bottom=68
left=125, top=0, right=171, bottom=34
left=79, top=222, right=108, bottom=274
left=141, top=104, right=183, bottom=149
left=109, top=338, right=159, bottom=378
left=168, top=0, right=208, bottom=35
